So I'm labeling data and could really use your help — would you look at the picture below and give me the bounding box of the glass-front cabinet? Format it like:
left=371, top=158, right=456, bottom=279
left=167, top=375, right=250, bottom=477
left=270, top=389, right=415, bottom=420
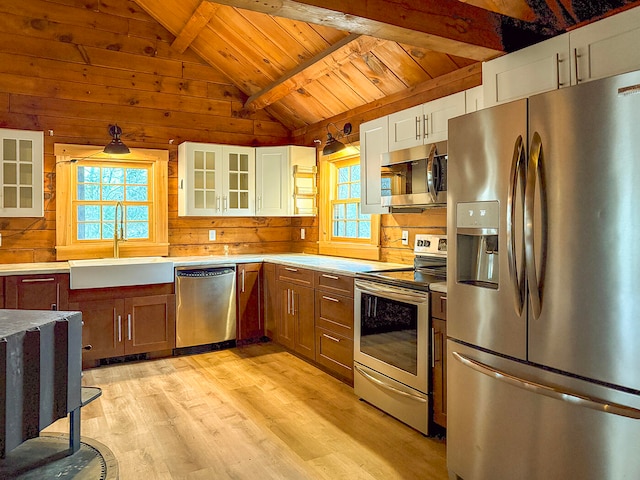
left=178, top=142, right=255, bottom=216
left=0, top=128, right=43, bottom=217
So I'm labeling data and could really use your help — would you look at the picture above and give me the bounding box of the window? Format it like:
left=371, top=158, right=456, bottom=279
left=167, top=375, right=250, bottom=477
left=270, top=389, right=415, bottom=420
left=319, top=148, right=380, bottom=260
left=75, top=164, right=152, bottom=241
left=331, top=160, right=371, bottom=240
left=55, top=144, right=168, bottom=260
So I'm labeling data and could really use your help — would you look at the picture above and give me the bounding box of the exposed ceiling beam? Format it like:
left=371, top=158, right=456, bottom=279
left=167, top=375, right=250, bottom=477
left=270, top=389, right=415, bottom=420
left=244, top=34, right=386, bottom=111
left=171, top=2, right=220, bottom=53
left=206, top=0, right=557, bottom=61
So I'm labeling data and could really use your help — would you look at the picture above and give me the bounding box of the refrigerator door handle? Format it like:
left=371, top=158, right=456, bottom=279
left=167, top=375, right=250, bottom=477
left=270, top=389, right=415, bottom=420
left=452, top=352, right=640, bottom=420
left=525, top=132, right=548, bottom=319
left=426, top=143, right=438, bottom=203
left=507, top=135, right=527, bottom=316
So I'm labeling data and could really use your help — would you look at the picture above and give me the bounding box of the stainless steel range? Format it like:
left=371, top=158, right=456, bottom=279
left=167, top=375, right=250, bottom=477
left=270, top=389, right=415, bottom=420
left=354, top=234, right=446, bottom=434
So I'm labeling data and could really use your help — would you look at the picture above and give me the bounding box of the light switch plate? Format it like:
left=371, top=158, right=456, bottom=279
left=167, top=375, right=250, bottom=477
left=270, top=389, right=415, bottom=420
left=301, top=228, right=305, bottom=240
left=209, top=230, right=216, bottom=241
left=401, top=230, right=409, bottom=246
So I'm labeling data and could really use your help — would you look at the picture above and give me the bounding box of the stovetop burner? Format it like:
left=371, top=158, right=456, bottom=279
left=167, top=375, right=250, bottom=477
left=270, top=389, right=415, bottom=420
left=357, top=234, right=447, bottom=291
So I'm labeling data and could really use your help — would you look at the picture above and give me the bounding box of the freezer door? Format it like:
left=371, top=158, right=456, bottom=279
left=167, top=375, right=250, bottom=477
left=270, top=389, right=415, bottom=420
left=527, top=69, right=640, bottom=390
left=447, top=340, right=640, bottom=480
left=448, top=100, right=528, bottom=360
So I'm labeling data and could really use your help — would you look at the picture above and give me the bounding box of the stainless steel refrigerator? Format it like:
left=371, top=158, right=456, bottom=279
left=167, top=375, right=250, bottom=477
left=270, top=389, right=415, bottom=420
left=447, top=70, right=640, bottom=479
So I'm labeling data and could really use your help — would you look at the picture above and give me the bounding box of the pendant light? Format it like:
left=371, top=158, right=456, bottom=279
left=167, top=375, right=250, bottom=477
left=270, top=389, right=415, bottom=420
left=103, top=124, right=130, bottom=155
left=322, top=122, right=353, bottom=156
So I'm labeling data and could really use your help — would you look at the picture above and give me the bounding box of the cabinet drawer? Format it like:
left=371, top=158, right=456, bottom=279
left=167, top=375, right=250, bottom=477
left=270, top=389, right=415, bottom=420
left=431, top=291, right=447, bottom=320
left=315, top=327, right=353, bottom=381
left=315, top=292, right=354, bottom=339
left=314, top=271, right=354, bottom=296
left=276, top=265, right=314, bottom=286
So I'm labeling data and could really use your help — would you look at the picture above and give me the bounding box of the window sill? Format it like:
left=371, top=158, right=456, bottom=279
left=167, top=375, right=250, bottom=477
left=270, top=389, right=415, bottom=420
left=318, top=241, right=380, bottom=261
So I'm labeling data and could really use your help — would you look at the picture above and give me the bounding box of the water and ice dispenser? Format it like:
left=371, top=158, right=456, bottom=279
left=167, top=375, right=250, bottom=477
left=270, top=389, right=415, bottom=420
left=456, top=201, right=500, bottom=289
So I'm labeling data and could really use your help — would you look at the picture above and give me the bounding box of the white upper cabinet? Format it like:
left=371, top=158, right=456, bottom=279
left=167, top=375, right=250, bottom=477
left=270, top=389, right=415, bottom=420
left=255, top=146, right=316, bottom=217
left=483, top=34, right=571, bottom=108
left=483, top=6, right=640, bottom=108
left=223, top=146, right=255, bottom=216
left=0, top=128, right=44, bottom=217
left=465, top=85, right=484, bottom=113
left=360, top=117, right=389, bottom=215
left=388, top=92, right=466, bottom=151
left=178, top=142, right=222, bottom=216
left=570, top=6, right=640, bottom=85
left=178, top=142, right=255, bottom=216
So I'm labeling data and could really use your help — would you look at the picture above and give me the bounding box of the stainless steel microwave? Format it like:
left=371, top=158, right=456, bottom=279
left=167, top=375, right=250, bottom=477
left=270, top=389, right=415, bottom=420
left=380, top=141, right=447, bottom=208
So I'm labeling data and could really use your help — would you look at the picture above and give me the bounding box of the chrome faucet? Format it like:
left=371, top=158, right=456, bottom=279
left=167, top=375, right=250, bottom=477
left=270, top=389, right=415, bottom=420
left=114, top=201, right=125, bottom=258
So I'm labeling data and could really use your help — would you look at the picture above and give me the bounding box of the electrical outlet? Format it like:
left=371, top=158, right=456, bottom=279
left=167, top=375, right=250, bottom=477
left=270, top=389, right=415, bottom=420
left=401, top=230, right=409, bottom=246
left=300, top=228, right=305, bottom=240
left=209, top=230, right=216, bottom=241
left=0, top=233, right=2, bottom=246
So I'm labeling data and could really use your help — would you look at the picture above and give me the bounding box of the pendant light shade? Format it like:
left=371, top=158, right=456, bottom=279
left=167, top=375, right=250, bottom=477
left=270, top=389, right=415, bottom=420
left=103, top=124, right=130, bottom=155
left=322, top=132, right=346, bottom=155
left=322, top=122, right=353, bottom=156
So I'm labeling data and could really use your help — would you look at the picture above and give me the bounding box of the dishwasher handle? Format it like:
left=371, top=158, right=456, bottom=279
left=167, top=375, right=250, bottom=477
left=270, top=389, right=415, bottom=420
left=176, top=266, right=236, bottom=278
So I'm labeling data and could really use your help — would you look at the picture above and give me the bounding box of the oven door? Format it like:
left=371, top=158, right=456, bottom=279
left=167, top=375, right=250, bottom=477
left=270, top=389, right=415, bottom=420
left=354, top=278, right=429, bottom=393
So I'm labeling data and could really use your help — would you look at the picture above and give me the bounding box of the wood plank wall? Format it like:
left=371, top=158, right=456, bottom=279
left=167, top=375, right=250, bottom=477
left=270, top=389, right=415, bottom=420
left=0, top=0, right=470, bottom=265
left=0, top=0, right=315, bottom=263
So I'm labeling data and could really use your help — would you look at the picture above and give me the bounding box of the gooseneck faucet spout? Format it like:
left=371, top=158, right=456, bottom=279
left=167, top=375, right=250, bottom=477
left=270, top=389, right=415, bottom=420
left=114, top=201, right=125, bottom=258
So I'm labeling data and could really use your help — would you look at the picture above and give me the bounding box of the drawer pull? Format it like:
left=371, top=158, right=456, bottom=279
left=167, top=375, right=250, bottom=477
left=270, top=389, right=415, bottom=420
left=285, top=267, right=299, bottom=272
left=22, top=277, right=55, bottom=283
left=322, top=273, right=339, bottom=280
left=322, top=295, right=340, bottom=303
left=323, top=333, right=341, bottom=343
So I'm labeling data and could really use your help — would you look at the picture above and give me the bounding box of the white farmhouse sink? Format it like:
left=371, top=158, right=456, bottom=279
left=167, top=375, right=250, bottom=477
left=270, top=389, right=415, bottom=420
left=69, top=257, right=174, bottom=289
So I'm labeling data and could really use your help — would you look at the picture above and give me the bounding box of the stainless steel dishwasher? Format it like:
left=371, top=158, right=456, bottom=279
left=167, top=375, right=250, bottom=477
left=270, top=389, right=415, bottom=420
left=175, top=265, right=236, bottom=348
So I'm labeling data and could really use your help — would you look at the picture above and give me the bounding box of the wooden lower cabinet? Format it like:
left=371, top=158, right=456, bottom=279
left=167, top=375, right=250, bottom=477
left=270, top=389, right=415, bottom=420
left=275, top=265, right=315, bottom=360
left=69, top=284, right=175, bottom=367
left=263, top=263, right=277, bottom=339
left=277, top=280, right=315, bottom=359
left=4, top=274, right=69, bottom=311
left=431, top=291, right=447, bottom=428
left=314, top=271, right=354, bottom=383
left=237, top=263, right=263, bottom=342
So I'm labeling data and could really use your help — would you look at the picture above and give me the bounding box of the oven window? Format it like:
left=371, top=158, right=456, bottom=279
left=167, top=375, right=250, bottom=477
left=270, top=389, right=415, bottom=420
left=360, top=292, right=418, bottom=375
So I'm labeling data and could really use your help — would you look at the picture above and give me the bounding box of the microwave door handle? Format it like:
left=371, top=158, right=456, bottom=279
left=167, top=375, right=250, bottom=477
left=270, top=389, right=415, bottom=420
left=426, top=143, right=437, bottom=203
left=525, top=132, right=548, bottom=320
left=507, top=135, right=527, bottom=316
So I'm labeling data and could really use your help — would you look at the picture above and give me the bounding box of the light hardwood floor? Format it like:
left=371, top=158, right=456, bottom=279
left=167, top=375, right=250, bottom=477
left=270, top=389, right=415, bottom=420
left=45, top=343, right=448, bottom=480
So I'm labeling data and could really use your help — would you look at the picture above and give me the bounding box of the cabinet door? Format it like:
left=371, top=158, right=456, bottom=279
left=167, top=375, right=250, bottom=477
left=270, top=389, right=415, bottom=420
left=425, top=91, right=465, bottom=143
left=125, top=294, right=176, bottom=355
left=293, top=285, right=315, bottom=360
left=5, top=274, right=69, bottom=311
left=255, top=146, right=289, bottom=216
left=465, top=86, right=484, bottom=113
left=0, top=128, right=44, bottom=217
left=570, top=6, right=640, bottom=85
left=277, top=282, right=295, bottom=350
left=388, top=105, right=423, bottom=151
left=482, top=33, right=570, bottom=108
left=432, top=318, right=447, bottom=428
left=263, top=263, right=277, bottom=339
left=222, top=146, right=255, bottom=216
left=237, top=263, right=263, bottom=341
left=69, top=298, right=125, bottom=362
left=177, top=142, right=223, bottom=216
left=360, top=117, right=389, bottom=214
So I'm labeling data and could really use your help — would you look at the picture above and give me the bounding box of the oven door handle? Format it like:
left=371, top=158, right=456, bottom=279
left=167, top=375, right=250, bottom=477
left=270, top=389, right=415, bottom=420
left=354, top=364, right=427, bottom=403
left=355, top=280, right=428, bottom=304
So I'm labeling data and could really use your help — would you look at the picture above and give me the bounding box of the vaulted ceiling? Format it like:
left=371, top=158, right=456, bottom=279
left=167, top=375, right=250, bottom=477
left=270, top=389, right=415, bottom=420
left=134, top=0, right=640, bottom=133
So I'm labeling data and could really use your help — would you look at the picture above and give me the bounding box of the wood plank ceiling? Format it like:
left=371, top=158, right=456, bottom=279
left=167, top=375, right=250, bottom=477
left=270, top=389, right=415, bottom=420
left=134, top=0, right=640, bottom=135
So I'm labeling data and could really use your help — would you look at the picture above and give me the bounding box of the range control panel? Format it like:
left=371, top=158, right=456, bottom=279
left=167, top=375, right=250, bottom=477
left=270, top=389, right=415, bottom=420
left=414, top=234, right=447, bottom=257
